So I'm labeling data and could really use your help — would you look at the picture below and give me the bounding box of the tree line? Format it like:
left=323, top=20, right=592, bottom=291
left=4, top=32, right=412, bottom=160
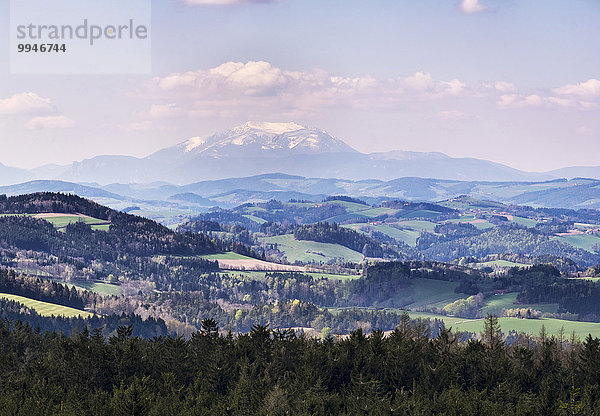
left=0, top=315, right=600, bottom=415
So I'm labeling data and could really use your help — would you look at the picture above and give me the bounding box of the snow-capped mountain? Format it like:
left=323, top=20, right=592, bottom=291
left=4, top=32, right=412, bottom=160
left=12, top=121, right=556, bottom=185
left=149, top=122, right=356, bottom=163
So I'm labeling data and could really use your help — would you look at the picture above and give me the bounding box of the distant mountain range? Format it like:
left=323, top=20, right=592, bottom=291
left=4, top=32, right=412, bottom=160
left=3, top=121, right=599, bottom=186
left=3, top=174, right=600, bottom=211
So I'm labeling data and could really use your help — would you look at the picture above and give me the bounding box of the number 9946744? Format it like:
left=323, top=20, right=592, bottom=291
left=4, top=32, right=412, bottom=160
left=17, top=44, right=67, bottom=53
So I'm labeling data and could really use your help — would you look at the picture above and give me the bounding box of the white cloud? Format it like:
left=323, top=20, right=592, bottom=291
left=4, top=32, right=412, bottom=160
left=0, top=92, right=54, bottom=115
left=147, top=61, right=469, bottom=119
left=553, top=79, right=600, bottom=98
left=183, top=0, right=276, bottom=5
left=148, top=103, right=184, bottom=119
left=482, top=81, right=517, bottom=93
left=497, top=93, right=595, bottom=110
left=460, top=0, right=486, bottom=14
left=26, top=115, right=75, bottom=130
left=404, top=71, right=435, bottom=91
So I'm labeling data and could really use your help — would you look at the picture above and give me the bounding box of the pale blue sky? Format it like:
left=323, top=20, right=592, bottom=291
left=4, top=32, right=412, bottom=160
left=1, top=0, right=599, bottom=172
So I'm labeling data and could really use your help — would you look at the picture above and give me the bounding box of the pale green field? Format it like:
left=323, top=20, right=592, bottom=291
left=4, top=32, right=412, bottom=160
left=0, top=213, right=110, bottom=231
left=511, top=216, right=539, bottom=228
left=575, top=222, right=600, bottom=230
left=324, top=213, right=369, bottom=223
left=440, top=197, right=506, bottom=210
left=201, top=252, right=255, bottom=260
left=90, top=224, right=111, bottom=231
left=245, top=206, right=268, bottom=213
left=448, top=214, right=476, bottom=223
left=342, top=223, right=421, bottom=246
left=322, top=200, right=371, bottom=212
left=400, top=210, right=444, bottom=219
left=396, top=220, right=437, bottom=233
left=406, top=311, right=600, bottom=339
left=46, top=278, right=121, bottom=297
left=556, top=234, right=600, bottom=252
left=373, top=225, right=420, bottom=246
left=229, top=270, right=361, bottom=282
left=36, top=215, right=111, bottom=231
left=473, top=221, right=496, bottom=230
left=570, top=277, right=600, bottom=282
left=476, top=260, right=529, bottom=268
left=358, top=208, right=399, bottom=218
left=0, top=293, right=93, bottom=318
left=389, top=278, right=464, bottom=309
left=446, top=215, right=495, bottom=230
left=262, top=234, right=364, bottom=263
left=326, top=306, right=600, bottom=338
left=68, top=281, right=121, bottom=296
left=480, top=292, right=558, bottom=316
left=242, top=214, right=268, bottom=224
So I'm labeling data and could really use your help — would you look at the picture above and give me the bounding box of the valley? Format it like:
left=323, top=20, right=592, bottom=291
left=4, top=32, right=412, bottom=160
left=0, top=191, right=600, bottom=343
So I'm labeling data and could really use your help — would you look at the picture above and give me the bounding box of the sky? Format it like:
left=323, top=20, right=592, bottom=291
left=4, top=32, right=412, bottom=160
left=0, top=0, right=599, bottom=172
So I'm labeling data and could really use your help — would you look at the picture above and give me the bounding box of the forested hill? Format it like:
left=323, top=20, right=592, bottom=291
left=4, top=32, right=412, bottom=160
left=0, top=192, right=115, bottom=218
left=0, top=192, right=258, bottom=258
left=294, top=222, right=400, bottom=258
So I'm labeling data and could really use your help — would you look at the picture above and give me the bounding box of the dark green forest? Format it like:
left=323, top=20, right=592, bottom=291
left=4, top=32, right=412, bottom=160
left=1, top=316, right=600, bottom=415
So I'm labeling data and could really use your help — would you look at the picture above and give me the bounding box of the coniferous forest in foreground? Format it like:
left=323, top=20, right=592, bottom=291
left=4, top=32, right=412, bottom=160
left=0, top=316, right=600, bottom=415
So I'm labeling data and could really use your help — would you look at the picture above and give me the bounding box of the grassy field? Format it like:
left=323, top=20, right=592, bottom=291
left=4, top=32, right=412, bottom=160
left=574, top=222, right=600, bottom=231
left=229, top=270, right=361, bottom=282
left=472, top=221, right=496, bottom=230
left=511, top=216, right=539, bottom=228
left=262, top=234, right=364, bottom=263
left=242, top=214, right=268, bottom=224
left=324, top=213, right=369, bottom=223
left=322, top=200, right=371, bottom=212
left=389, top=278, right=464, bottom=309
left=574, top=277, right=600, bottom=282
left=399, top=210, right=444, bottom=219
left=396, top=220, right=437, bottom=233
left=32, top=214, right=111, bottom=231
left=201, top=252, right=256, bottom=260
left=68, top=280, right=121, bottom=296
left=480, top=293, right=558, bottom=316
left=1, top=213, right=110, bottom=231
left=447, top=215, right=495, bottom=230
left=476, top=260, right=529, bottom=269
left=406, top=311, right=600, bottom=339
left=245, top=206, right=268, bottom=213
left=556, top=234, right=600, bottom=252
left=448, top=214, right=476, bottom=222
left=342, top=223, right=421, bottom=246
left=0, top=293, right=93, bottom=318
left=373, top=225, right=420, bottom=246
left=326, top=307, right=600, bottom=338
left=358, top=208, right=399, bottom=218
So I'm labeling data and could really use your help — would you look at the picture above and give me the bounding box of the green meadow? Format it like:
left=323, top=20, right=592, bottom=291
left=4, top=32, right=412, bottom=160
left=262, top=234, right=364, bottom=263
left=0, top=293, right=93, bottom=318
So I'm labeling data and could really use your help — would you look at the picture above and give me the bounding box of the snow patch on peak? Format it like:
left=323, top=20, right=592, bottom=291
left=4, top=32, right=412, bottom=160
left=244, top=121, right=304, bottom=134
left=185, top=136, right=208, bottom=152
